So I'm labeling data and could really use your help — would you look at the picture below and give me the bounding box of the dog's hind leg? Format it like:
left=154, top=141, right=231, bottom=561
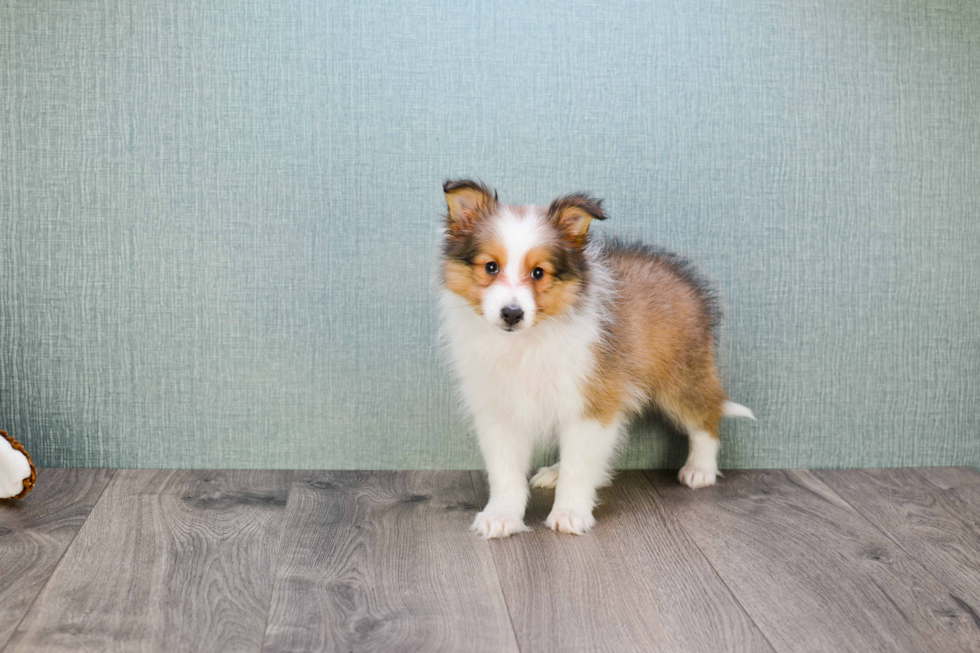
left=678, top=423, right=721, bottom=489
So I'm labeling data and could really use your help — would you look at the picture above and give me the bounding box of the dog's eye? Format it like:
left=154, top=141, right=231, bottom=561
left=484, top=261, right=499, bottom=275
left=531, top=267, right=545, bottom=280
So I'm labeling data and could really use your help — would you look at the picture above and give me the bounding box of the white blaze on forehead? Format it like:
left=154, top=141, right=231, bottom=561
left=480, top=206, right=546, bottom=330
left=492, top=207, right=548, bottom=285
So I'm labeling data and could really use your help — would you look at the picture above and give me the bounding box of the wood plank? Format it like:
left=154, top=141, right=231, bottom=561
left=477, top=470, right=774, bottom=653
left=815, top=468, right=980, bottom=619
left=914, top=466, right=980, bottom=497
left=648, top=469, right=980, bottom=653
left=911, top=468, right=980, bottom=521
left=5, top=469, right=291, bottom=653
left=261, top=471, right=518, bottom=653
left=0, top=469, right=115, bottom=650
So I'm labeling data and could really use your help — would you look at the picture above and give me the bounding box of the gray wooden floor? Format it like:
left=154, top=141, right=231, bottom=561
left=2, top=468, right=979, bottom=652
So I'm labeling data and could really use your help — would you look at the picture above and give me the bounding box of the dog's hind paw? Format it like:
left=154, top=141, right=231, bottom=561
left=678, top=464, right=717, bottom=489
left=530, top=463, right=559, bottom=489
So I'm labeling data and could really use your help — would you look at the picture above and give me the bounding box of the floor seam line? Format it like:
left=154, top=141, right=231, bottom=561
left=640, top=470, right=783, bottom=653
left=0, top=469, right=117, bottom=653
left=469, top=470, right=524, bottom=653
left=815, top=469, right=980, bottom=623
left=258, top=470, right=297, bottom=653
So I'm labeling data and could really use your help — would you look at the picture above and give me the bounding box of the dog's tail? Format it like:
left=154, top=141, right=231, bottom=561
left=722, top=401, right=756, bottom=420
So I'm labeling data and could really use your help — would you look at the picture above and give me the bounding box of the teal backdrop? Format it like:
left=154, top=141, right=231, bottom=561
left=1, top=0, right=978, bottom=470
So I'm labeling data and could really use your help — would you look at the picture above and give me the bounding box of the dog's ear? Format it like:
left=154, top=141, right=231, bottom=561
left=443, top=179, right=498, bottom=231
left=548, top=193, right=607, bottom=244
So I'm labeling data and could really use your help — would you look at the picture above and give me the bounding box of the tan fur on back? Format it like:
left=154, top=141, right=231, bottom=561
left=584, top=246, right=725, bottom=435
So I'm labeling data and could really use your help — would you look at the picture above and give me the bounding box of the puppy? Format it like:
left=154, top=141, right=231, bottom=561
left=438, top=180, right=754, bottom=538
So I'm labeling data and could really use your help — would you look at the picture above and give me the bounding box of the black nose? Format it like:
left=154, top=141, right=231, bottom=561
left=500, top=305, right=524, bottom=326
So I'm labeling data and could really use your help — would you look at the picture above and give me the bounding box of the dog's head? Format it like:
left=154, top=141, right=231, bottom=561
left=440, top=180, right=606, bottom=332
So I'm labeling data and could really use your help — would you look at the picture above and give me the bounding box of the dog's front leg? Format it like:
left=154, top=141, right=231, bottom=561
left=546, top=417, right=624, bottom=535
left=471, top=415, right=533, bottom=539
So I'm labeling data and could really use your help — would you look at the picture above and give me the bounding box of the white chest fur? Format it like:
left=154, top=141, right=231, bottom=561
left=440, top=290, right=602, bottom=438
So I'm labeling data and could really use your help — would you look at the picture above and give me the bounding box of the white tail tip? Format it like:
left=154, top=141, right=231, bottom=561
left=723, top=401, right=756, bottom=420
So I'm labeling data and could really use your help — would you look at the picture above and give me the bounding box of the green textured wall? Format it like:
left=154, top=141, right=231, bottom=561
left=1, top=0, right=978, bottom=470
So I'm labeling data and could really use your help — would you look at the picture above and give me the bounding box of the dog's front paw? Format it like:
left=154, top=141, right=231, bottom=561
left=678, top=464, right=717, bottom=489
left=545, top=507, right=595, bottom=535
left=471, top=510, right=529, bottom=539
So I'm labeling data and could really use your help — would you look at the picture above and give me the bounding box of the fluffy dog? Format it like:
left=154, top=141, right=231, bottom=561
left=438, top=180, right=754, bottom=538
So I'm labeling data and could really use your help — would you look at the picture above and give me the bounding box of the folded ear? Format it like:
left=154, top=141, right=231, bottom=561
left=547, top=193, right=607, bottom=243
left=443, top=179, right=498, bottom=231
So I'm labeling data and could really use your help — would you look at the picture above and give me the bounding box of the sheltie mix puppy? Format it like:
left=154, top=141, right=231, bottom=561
left=439, top=180, right=755, bottom=538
